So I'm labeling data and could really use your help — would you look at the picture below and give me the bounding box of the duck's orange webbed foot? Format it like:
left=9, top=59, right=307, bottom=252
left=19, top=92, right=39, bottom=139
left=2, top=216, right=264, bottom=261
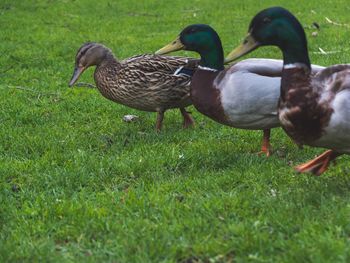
left=294, top=150, right=340, bottom=176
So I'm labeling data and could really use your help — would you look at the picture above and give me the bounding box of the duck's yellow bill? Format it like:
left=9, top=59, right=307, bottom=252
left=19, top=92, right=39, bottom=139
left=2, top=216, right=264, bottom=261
left=224, top=33, right=259, bottom=63
left=155, top=36, right=184, bottom=55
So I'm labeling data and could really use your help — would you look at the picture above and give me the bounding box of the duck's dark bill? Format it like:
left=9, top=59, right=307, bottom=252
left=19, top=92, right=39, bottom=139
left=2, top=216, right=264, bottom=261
left=69, top=66, right=85, bottom=87
left=225, top=33, right=259, bottom=63
left=155, top=36, right=184, bottom=55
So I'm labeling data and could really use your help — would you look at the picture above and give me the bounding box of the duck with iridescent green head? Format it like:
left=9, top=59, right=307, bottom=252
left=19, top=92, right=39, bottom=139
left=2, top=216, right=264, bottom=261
left=156, top=24, right=324, bottom=156
left=226, top=7, right=350, bottom=175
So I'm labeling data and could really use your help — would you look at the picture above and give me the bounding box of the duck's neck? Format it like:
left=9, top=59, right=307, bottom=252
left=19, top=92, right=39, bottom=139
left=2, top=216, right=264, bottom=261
left=280, top=45, right=311, bottom=102
left=94, top=51, right=121, bottom=91
left=196, top=34, right=224, bottom=71
left=278, top=27, right=312, bottom=100
left=279, top=23, right=311, bottom=69
left=190, top=38, right=226, bottom=123
left=98, top=52, right=120, bottom=68
left=199, top=48, right=224, bottom=71
left=282, top=45, right=311, bottom=69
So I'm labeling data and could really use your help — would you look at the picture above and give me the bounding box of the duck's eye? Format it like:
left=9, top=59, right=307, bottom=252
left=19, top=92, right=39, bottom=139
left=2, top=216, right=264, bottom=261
left=263, top=17, right=271, bottom=24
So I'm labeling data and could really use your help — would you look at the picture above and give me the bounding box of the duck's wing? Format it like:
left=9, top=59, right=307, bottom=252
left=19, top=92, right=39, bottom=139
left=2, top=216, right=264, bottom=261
left=314, top=64, right=350, bottom=90
left=121, top=54, right=199, bottom=77
left=310, top=65, right=350, bottom=153
left=310, top=64, right=350, bottom=105
left=229, top=58, right=284, bottom=77
left=111, top=55, right=199, bottom=109
left=216, top=59, right=325, bottom=130
left=230, top=58, right=325, bottom=76
left=216, top=60, right=281, bottom=129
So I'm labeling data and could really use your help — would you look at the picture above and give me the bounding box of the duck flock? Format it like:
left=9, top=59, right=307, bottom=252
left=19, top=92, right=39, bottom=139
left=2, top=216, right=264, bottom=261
left=69, top=7, right=350, bottom=176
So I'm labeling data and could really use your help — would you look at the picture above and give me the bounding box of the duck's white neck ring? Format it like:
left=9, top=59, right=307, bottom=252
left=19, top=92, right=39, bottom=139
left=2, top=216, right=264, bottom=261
left=283, top=63, right=309, bottom=70
left=198, top=65, right=218, bottom=72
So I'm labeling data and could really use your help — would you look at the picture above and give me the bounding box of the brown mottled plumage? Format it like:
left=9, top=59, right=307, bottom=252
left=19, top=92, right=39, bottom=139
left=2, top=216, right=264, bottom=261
left=69, top=42, right=198, bottom=130
left=279, top=64, right=350, bottom=175
left=279, top=67, right=333, bottom=146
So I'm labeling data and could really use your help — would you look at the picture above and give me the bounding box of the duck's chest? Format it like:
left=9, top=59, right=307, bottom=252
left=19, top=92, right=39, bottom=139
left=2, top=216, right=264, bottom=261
left=94, top=67, right=127, bottom=103
left=279, top=69, right=333, bottom=145
left=191, top=69, right=229, bottom=125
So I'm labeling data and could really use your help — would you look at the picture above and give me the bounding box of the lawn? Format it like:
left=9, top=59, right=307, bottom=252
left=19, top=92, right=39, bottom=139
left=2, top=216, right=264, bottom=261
left=1, top=0, right=350, bottom=262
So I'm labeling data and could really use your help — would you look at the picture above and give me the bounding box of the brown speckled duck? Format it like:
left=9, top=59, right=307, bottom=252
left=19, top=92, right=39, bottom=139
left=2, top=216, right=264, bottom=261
left=69, top=42, right=198, bottom=131
left=226, top=7, right=350, bottom=175
left=156, top=24, right=324, bottom=156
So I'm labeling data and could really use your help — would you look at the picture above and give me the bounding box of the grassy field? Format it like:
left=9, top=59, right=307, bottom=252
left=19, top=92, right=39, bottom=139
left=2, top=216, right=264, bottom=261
left=1, top=0, right=350, bottom=262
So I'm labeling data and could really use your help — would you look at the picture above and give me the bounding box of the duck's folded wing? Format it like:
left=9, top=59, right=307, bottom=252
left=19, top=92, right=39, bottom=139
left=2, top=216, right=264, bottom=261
left=230, top=58, right=325, bottom=77
left=121, top=54, right=199, bottom=76
left=314, top=64, right=350, bottom=84
left=228, top=58, right=284, bottom=77
left=314, top=66, right=350, bottom=153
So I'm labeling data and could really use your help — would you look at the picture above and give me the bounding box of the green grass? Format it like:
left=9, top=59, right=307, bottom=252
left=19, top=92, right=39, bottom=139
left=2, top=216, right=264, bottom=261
left=1, top=0, right=350, bottom=262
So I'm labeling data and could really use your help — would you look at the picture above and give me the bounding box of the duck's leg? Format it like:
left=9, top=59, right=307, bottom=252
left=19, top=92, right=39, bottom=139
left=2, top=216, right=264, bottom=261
left=156, top=110, right=165, bottom=132
left=294, top=150, right=341, bottom=176
left=180, top=108, right=195, bottom=129
left=258, top=129, right=271, bottom=157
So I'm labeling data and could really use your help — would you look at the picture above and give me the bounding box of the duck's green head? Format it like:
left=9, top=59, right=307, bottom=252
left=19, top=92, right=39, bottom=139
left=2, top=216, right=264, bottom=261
left=225, top=7, right=310, bottom=66
left=156, top=24, right=224, bottom=70
left=156, top=24, right=220, bottom=54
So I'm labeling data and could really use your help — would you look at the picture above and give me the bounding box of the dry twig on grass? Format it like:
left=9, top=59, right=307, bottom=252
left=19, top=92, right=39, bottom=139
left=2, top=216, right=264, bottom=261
left=325, top=17, right=350, bottom=28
